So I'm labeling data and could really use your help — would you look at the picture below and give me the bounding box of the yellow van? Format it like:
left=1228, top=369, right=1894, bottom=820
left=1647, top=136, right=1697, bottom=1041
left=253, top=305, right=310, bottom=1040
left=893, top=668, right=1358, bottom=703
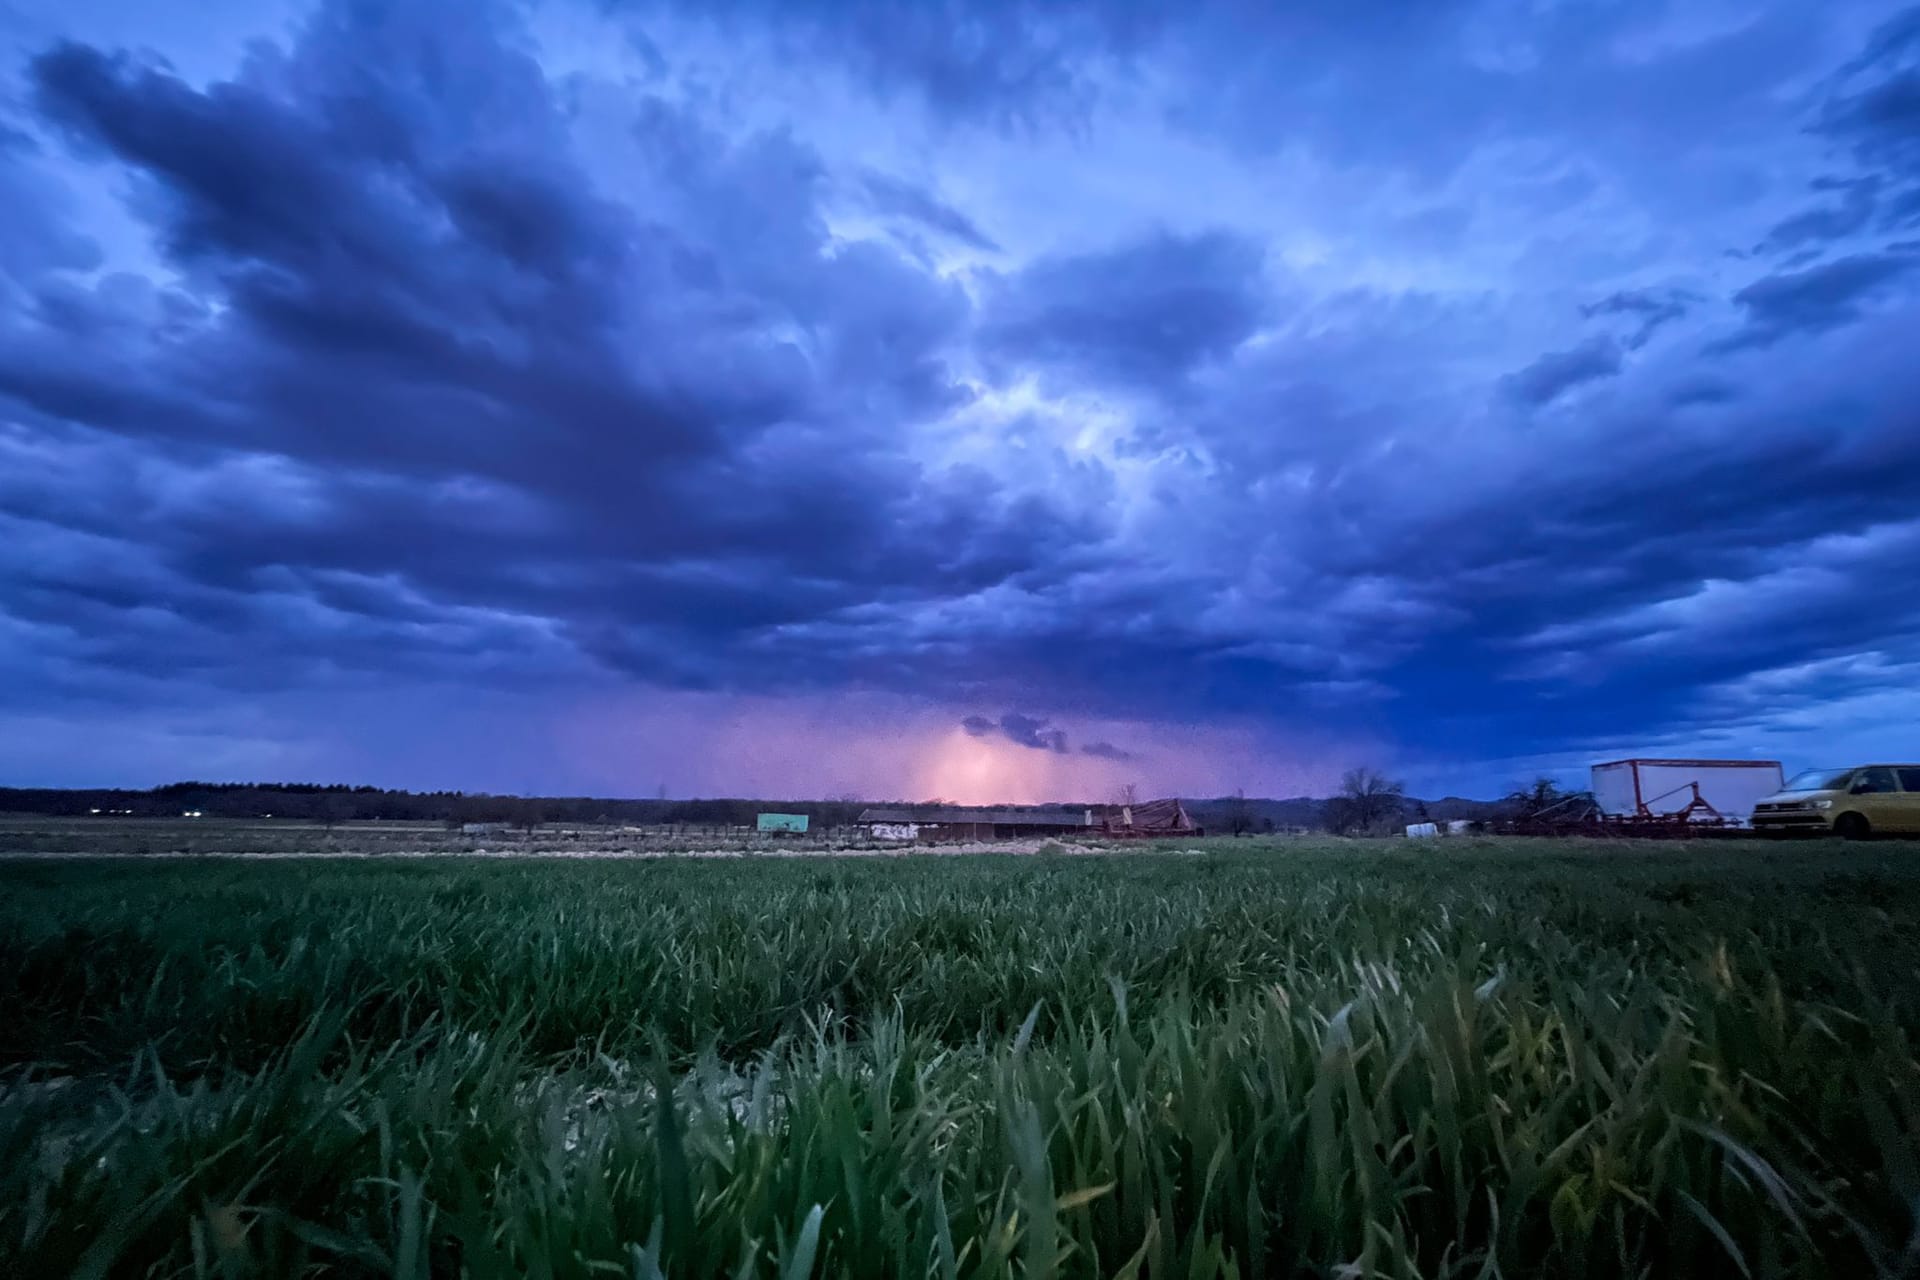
left=1751, top=765, right=1920, bottom=838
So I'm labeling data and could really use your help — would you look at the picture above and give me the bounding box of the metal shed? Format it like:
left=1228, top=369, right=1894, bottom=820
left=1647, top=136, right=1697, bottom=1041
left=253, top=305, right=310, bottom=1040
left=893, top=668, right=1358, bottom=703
left=1590, top=759, right=1783, bottom=825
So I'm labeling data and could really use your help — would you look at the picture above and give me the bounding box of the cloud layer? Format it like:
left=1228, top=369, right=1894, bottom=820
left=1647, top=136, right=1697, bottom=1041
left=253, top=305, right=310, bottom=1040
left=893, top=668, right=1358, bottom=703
left=2, top=0, right=1918, bottom=795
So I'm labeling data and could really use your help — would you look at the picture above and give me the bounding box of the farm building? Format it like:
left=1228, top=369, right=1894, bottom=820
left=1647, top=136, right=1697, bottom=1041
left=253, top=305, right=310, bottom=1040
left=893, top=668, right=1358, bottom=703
left=858, top=806, right=1098, bottom=841
left=858, top=800, right=1201, bottom=841
left=1590, top=758, right=1783, bottom=825
left=1103, top=798, right=1202, bottom=837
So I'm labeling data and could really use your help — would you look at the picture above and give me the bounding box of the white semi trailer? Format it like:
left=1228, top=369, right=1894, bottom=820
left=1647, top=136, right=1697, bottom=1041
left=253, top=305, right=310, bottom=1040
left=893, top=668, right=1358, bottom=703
left=1590, top=758, right=1784, bottom=826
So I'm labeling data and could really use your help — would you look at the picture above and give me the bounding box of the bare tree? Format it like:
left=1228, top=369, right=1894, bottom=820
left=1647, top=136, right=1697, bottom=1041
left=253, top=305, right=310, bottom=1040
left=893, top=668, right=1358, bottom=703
left=515, top=798, right=547, bottom=833
left=1505, top=777, right=1594, bottom=823
left=1112, top=782, right=1139, bottom=809
left=318, top=792, right=355, bottom=831
left=1326, top=767, right=1404, bottom=834
left=1226, top=787, right=1254, bottom=837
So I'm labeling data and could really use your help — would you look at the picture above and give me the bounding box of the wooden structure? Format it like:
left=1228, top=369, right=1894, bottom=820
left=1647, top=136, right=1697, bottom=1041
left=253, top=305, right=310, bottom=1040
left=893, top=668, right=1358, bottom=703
left=1102, top=798, right=1202, bottom=838
left=857, top=805, right=1097, bottom=841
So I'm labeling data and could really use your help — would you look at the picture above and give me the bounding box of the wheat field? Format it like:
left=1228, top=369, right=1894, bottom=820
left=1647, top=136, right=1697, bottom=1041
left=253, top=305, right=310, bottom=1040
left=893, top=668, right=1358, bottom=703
left=6, top=837, right=1920, bottom=1277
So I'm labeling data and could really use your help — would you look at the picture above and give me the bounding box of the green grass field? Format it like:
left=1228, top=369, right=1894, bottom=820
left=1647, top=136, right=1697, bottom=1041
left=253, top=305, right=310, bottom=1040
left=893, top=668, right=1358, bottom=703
left=6, top=838, right=1920, bottom=1277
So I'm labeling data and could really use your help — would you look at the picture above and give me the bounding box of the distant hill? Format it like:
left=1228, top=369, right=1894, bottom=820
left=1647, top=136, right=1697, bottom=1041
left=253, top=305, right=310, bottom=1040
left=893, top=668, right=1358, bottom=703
left=1183, top=795, right=1324, bottom=831
left=1418, top=796, right=1512, bottom=822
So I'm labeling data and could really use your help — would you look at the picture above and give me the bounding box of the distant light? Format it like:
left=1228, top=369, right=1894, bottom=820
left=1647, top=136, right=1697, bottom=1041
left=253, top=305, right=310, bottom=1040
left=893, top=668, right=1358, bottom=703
left=89, top=808, right=101, bottom=814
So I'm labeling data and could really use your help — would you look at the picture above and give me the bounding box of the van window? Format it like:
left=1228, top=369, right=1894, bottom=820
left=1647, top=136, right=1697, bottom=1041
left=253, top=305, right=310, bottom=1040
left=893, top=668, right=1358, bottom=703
left=1853, top=767, right=1899, bottom=794
left=1899, top=768, right=1920, bottom=792
left=1786, top=768, right=1854, bottom=791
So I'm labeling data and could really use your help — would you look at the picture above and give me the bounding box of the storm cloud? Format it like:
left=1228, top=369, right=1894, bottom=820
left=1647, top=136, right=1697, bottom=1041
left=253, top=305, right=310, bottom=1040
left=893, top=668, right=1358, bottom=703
left=977, top=229, right=1269, bottom=389
left=3, top=0, right=1920, bottom=795
left=965, top=712, right=1071, bottom=754
left=1502, top=337, right=1624, bottom=406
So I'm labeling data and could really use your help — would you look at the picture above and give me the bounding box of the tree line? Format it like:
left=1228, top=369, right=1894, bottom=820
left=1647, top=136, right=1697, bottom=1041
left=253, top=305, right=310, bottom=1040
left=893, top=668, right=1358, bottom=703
left=0, top=784, right=873, bottom=829
left=2, top=774, right=1567, bottom=833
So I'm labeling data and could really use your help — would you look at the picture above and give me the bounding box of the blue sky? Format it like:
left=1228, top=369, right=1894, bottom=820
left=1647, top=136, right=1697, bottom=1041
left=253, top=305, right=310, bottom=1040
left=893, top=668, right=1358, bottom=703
left=1, top=0, right=1916, bottom=801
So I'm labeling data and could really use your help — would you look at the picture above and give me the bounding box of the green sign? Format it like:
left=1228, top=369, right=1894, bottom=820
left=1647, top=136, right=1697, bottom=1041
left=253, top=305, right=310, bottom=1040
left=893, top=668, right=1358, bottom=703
left=756, top=812, right=809, bottom=834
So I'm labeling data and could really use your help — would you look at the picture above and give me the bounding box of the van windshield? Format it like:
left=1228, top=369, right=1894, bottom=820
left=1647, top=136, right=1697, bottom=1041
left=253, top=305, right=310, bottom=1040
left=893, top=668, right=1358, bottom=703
left=1783, top=769, right=1852, bottom=791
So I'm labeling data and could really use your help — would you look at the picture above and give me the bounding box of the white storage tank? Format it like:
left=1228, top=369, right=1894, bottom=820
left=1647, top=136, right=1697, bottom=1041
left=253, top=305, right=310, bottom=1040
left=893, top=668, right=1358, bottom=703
left=1590, top=759, right=1784, bottom=825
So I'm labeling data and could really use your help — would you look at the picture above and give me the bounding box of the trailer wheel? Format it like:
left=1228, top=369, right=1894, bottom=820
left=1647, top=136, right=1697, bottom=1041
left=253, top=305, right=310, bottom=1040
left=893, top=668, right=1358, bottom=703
left=1834, top=812, right=1872, bottom=842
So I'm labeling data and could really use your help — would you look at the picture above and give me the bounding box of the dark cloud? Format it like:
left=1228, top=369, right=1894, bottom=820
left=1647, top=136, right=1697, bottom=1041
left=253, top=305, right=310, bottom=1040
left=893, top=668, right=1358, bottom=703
left=1080, top=740, right=1132, bottom=761
left=750, top=2, right=1095, bottom=128
left=1889, top=185, right=1920, bottom=231
left=1581, top=287, right=1698, bottom=349
left=998, top=712, right=1069, bottom=753
left=1716, top=246, right=1920, bottom=349
left=1668, top=379, right=1738, bottom=408
left=1501, top=336, right=1623, bottom=406
left=979, top=229, right=1266, bottom=389
left=0, top=1, right=1154, bottom=730
left=1757, top=177, right=1880, bottom=253
left=1764, top=8, right=1920, bottom=251
left=960, top=711, right=1072, bottom=753
left=676, top=0, right=1746, bottom=184
left=859, top=170, right=999, bottom=251
left=623, top=0, right=1177, bottom=129
left=1821, top=10, right=1920, bottom=171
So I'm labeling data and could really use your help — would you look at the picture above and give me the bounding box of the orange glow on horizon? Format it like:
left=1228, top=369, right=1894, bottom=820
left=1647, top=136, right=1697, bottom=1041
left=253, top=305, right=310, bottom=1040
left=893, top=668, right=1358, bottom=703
left=909, top=728, right=1120, bottom=805
left=552, top=688, right=1361, bottom=803
left=914, top=730, right=1037, bottom=805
